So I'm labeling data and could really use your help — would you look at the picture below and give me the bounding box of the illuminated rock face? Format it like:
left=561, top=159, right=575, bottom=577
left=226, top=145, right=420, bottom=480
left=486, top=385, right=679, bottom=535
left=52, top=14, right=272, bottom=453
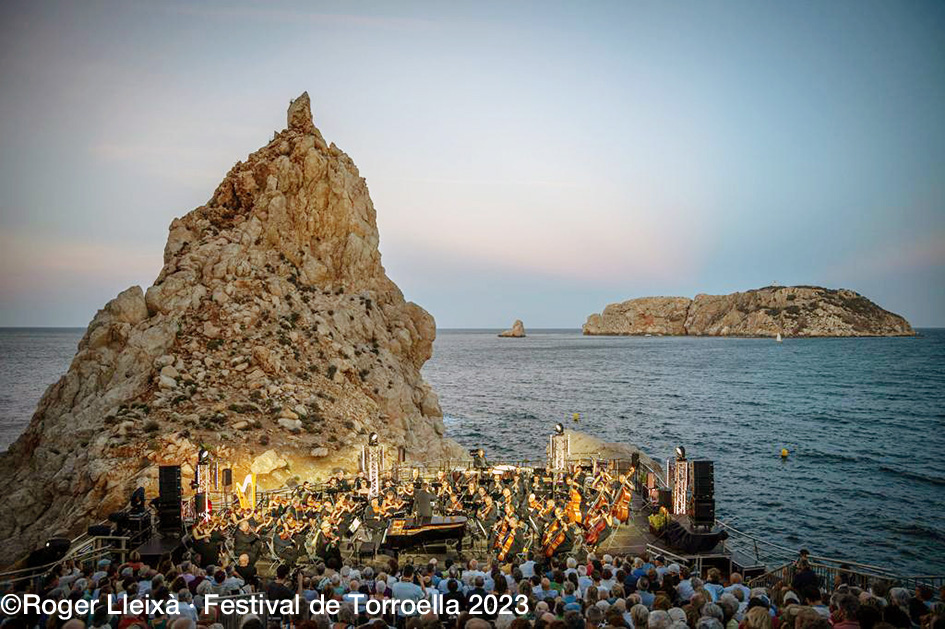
left=583, top=286, right=914, bottom=337
left=0, top=92, right=466, bottom=565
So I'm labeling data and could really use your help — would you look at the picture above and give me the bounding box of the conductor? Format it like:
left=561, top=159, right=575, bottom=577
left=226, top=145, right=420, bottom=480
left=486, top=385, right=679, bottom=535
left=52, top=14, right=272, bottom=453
left=414, top=481, right=435, bottom=525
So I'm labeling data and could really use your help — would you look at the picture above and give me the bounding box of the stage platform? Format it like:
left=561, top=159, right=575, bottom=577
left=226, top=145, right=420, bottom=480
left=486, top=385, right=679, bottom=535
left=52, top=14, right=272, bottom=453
left=134, top=531, right=186, bottom=565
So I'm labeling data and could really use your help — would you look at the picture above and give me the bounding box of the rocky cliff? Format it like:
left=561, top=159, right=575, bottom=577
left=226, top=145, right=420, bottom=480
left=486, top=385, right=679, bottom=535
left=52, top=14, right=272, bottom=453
left=583, top=286, right=914, bottom=337
left=0, top=93, right=466, bottom=565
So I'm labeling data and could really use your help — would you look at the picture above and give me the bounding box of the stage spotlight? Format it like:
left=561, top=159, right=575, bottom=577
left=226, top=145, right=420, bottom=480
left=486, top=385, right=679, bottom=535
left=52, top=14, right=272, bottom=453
left=675, top=445, right=686, bottom=460
left=555, top=423, right=564, bottom=435
left=368, top=432, right=379, bottom=446
left=198, top=447, right=210, bottom=464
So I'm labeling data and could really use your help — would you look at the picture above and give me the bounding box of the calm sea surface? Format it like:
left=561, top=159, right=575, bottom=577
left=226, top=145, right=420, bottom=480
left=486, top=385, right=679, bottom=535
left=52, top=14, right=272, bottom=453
left=423, top=329, right=945, bottom=576
left=1, top=327, right=943, bottom=574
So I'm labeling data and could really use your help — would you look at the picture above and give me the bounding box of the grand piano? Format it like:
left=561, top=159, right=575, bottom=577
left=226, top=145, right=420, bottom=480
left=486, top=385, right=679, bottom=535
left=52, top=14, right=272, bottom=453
left=380, top=516, right=467, bottom=552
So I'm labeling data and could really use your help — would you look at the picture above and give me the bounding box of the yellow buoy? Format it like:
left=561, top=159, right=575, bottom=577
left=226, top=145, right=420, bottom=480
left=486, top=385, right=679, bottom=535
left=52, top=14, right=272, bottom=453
left=572, top=412, right=580, bottom=422
left=781, top=448, right=789, bottom=458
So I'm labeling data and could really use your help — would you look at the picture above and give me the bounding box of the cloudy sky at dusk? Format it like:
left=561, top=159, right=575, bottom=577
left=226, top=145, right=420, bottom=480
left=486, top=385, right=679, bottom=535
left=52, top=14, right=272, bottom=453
left=1, top=0, right=943, bottom=327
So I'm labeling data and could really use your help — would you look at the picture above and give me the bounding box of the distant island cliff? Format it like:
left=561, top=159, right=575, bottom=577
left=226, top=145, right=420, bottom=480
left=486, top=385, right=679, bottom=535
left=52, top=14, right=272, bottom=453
left=582, top=286, right=914, bottom=337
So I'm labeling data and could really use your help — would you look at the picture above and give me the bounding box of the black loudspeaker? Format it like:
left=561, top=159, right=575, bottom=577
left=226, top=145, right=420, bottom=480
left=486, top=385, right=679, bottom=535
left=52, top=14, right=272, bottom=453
left=88, top=524, right=112, bottom=537
left=398, top=446, right=407, bottom=463
left=159, top=465, right=182, bottom=502
left=156, top=502, right=181, bottom=532
left=25, top=538, right=71, bottom=568
left=631, top=453, right=640, bottom=468
left=658, top=489, right=673, bottom=510
left=222, top=468, right=233, bottom=486
left=692, top=499, right=716, bottom=524
left=692, top=460, right=715, bottom=500
left=195, top=493, right=207, bottom=513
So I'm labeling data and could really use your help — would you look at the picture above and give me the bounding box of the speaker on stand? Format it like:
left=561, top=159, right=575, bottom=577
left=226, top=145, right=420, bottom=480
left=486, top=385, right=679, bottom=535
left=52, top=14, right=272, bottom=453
left=155, top=465, right=182, bottom=533
left=690, top=460, right=715, bottom=528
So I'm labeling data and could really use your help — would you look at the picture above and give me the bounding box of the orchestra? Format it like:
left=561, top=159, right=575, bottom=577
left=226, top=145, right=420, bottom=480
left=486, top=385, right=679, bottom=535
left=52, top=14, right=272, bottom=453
left=187, top=460, right=637, bottom=569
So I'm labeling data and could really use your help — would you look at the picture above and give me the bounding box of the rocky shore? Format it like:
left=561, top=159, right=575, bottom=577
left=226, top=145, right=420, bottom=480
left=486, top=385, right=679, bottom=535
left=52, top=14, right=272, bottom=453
left=0, top=93, right=466, bottom=566
left=583, top=286, right=914, bottom=337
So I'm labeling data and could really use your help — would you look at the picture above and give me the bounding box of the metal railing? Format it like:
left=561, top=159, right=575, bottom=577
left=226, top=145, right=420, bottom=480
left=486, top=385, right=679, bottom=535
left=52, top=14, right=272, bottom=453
left=748, top=555, right=945, bottom=591
left=0, top=534, right=129, bottom=586
left=714, top=519, right=798, bottom=568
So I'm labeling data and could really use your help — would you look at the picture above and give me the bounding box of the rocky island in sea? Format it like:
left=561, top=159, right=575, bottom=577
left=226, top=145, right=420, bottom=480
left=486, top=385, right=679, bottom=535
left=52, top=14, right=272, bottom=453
left=0, top=93, right=466, bottom=565
left=498, top=319, right=526, bottom=338
left=583, top=286, right=915, bottom=337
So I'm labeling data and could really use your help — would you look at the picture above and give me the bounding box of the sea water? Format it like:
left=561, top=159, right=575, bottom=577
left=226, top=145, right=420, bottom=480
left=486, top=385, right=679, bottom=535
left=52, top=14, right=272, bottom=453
left=424, top=329, right=945, bottom=576
left=1, top=327, right=943, bottom=574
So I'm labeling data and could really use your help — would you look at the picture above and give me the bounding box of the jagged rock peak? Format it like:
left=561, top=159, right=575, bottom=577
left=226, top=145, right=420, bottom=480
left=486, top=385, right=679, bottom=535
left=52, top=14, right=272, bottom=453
left=0, top=92, right=466, bottom=567
left=287, top=91, right=315, bottom=133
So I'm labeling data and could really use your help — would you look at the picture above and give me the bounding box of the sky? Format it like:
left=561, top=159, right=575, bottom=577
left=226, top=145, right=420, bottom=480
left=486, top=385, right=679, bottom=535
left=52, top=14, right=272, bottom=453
left=0, top=1, right=943, bottom=328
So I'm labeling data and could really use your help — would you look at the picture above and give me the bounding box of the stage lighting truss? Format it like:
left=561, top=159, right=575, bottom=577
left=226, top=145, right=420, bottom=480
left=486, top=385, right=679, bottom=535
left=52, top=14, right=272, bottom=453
left=672, top=458, right=690, bottom=516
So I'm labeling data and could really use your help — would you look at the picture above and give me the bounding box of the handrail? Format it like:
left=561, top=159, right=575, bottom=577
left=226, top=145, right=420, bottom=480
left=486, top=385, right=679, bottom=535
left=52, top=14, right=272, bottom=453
left=806, top=555, right=900, bottom=576
left=0, top=541, right=122, bottom=585
left=747, top=558, right=945, bottom=590
left=645, top=543, right=691, bottom=567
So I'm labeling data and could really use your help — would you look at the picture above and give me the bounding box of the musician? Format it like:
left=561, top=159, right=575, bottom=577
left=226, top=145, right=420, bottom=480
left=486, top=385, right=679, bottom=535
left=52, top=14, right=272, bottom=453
left=498, top=486, right=515, bottom=511
left=611, top=473, right=633, bottom=524
left=311, top=519, right=342, bottom=568
left=272, top=523, right=302, bottom=567
left=414, top=482, right=435, bottom=525
left=497, top=513, right=526, bottom=562
left=472, top=448, right=488, bottom=470
left=476, top=494, right=498, bottom=533
left=462, top=480, right=479, bottom=508
left=353, top=474, right=371, bottom=496
left=540, top=507, right=572, bottom=558
left=364, top=497, right=383, bottom=529
left=381, top=490, right=404, bottom=516
left=565, top=477, right=584, bottom=525
left=401, top=482, right=416, bottom=513
left=446, top=491, right=465, bottom=515
left=233, top=519, right=263, bottom=565
left=191, top=519, right=224, bottom=568
left=585, top=510, right=616, bottom=549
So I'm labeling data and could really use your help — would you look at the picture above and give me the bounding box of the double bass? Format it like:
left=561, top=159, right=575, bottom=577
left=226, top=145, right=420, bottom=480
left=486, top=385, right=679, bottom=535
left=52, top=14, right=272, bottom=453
left=565, top=483, right=583, bottom=525
left=612, top=474, right=633, bottom=523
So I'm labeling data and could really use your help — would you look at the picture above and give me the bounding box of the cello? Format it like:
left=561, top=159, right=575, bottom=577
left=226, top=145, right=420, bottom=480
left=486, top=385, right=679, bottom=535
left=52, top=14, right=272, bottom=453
left=541, top=517, right=568, bottom=558
left=584, top=510, right=610, bottom=546
left=497, top=521, right=518, bottom=562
